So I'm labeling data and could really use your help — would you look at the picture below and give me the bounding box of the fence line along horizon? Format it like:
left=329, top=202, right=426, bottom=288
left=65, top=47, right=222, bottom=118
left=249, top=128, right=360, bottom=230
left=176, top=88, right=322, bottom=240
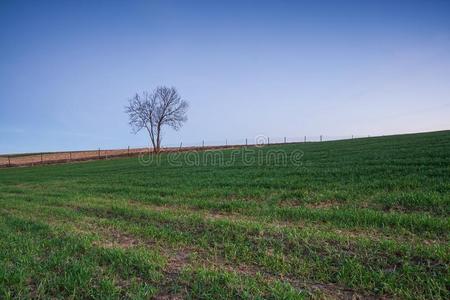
left=0, top=132, right=409, bottom=168
left=0, top=133, right=380, bottom=157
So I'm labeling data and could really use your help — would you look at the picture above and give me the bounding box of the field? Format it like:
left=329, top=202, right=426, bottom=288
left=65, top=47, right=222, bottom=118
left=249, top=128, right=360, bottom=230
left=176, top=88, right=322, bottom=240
left=0, top=146, right=234, bottom=168
left=0, top=131, right=449, bottom=299
left=0, top=148, right=151, bottom=167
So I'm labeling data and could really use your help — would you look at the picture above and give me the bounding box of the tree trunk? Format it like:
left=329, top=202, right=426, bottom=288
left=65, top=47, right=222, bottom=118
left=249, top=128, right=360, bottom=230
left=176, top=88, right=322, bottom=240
left=146, top=126, right=157, bottom=153
left=155, top=124, right=162, bottom=153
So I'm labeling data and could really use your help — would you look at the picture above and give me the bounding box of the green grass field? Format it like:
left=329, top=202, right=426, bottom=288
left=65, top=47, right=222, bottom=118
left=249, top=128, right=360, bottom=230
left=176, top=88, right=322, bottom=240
left=0, top=131, right=449, bottom=299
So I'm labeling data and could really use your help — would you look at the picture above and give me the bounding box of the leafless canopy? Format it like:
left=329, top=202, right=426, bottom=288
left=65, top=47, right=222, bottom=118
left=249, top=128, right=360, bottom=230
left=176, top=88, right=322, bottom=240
left=125, top=86, right=189, bottom=153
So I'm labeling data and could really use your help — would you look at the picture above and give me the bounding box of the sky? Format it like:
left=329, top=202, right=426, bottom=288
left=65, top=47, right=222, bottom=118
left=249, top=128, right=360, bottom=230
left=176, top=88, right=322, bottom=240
left=1, top=0, right=450, bottom=154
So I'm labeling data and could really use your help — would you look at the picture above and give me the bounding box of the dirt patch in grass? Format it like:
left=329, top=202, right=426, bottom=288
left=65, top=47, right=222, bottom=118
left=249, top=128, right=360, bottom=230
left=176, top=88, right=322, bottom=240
left=304, top=200, right=342, bottom=209
left=153, top=293, right=184, bottom=300
left=93, top=228, right=144, bottom=249
left=277, top=199, right=346, bottom=209
left=278, top=199, right=305, bottom=207
left=308, top=283, right=380, bottom=300
left=153, top=247, right=193, bottom=300
left=165, top=247, right=193, bottom=276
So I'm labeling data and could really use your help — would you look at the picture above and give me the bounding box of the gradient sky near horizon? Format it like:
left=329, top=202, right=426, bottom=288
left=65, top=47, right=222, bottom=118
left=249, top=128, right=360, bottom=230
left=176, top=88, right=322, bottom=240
left=1, top=0, right=450, bottom=154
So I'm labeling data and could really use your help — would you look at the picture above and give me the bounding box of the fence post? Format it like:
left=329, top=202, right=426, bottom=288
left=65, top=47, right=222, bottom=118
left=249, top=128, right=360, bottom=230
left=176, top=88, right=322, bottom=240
left=179, top=142, right=182, bottom=149
left=98, top=148, right=100, bottom=159
left=268, top=137, right=270, bottom=145
left=245, top=138, right=247, bottom=146
left=226, top=139, right=227, bottom=146
left=128, top=146, right=130, bottom=156
left=304, top=136, right=306, bottom=142
left=41, top=153, right=43, bottom=163
left=69, top=152, right=72, bottom=160
left=8, top=156, right=11, bottom=167
left=320, top=135, right=323, bottom=142
left=202, top=140, right=204, bottom=148
left=284, top=137, right=286, bottom=143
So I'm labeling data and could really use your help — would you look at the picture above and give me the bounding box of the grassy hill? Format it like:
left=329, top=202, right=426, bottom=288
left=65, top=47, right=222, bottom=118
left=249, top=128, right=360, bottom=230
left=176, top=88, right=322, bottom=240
left=0, top=131, right=449, bottom=299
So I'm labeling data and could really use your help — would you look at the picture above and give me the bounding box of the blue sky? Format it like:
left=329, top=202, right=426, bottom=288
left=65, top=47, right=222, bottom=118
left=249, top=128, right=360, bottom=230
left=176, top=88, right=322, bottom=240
left=1, top=0, right=450, bottom=153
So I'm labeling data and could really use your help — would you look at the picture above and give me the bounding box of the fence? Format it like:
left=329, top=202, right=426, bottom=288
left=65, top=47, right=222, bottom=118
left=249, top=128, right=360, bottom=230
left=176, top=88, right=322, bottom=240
left=0, top=134, right=371, bottom=168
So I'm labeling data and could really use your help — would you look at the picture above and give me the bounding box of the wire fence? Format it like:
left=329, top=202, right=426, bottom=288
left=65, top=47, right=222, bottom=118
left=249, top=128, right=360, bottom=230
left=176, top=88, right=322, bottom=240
left=0, top=134, right=371, bottom=168
left=162, top=134, right=370, bottom=148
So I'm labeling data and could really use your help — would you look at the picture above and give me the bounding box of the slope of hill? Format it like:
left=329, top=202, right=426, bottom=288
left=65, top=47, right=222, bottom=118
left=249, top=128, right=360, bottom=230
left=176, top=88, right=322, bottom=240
left=0, top=131, right=449, bottom=299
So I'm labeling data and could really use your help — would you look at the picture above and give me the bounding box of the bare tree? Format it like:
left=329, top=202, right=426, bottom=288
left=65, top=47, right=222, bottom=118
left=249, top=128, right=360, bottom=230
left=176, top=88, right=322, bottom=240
left=125, top=86, right=189, bottom=153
